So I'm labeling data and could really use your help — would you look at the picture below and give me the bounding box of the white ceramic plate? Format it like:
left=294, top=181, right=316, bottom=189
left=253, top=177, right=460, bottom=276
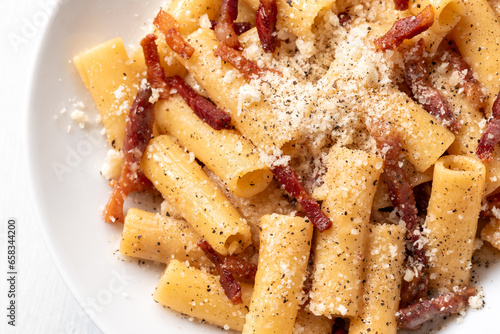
left=28, top=1, right=500, bottom=333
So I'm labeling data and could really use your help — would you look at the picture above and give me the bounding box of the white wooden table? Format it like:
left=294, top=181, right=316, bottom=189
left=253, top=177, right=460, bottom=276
left=1, top=1, right=101, bottom=333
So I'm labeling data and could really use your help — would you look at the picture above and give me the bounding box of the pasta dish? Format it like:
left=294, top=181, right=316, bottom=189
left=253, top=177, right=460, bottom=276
left=72, top=0, right=500, bottom=332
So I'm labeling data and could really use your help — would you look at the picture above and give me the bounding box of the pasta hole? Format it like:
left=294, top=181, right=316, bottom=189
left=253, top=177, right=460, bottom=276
left=225, top=234, right=245, bottom=254
left=233, top=169, right=273, bottom=198
left=437, top=3, right=462, bottom=31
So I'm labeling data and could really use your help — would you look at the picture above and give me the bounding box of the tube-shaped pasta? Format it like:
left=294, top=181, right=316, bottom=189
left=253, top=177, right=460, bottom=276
left=326, top=55, right=454, bottom=171
left=237, top=1, right=257, bottom=25
left=451, top=0, right=500, bottom=107
left=141, top=135, right=252, bottom=255
left=446, top=97, right=484, bottom=156
left=424, top=155, right=486, bottom=293
left=409, top=0, right=464, bottom=34
left=440, top=85, right=500, bottom=195
left=407, top=0, right=464, bottom=52
left=349, top=224, right=406, bottom=334
left=372, top=88, right=455, bottom=172
left=166, top=0, right=222, bottom=35
left=175, top=28, right=300, bottom=150
left=243, top=214, right=313, bottom=334
left=154, top=259, right=253, bottom=331
left=155, top=96, right=273, bottom=197
left=73, top=37, right=144, bottom=150
left=309, top=147, right=383, bottom=318
left=119, top=208, right=213, bottom=268
left=241, top=0, right=333, bottom=38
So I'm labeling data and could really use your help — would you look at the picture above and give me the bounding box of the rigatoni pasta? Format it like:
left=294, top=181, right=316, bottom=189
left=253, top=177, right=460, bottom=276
left=73, top=37, right=145, bottom=149
left=409, top=0, right=464, bottom=34
left=175, top=28, right=301, bottom=150
left=120, top=208, right=213, bottom=268
left=154, top=259, right=253, bottom=331
left=141, top=135, right=252, bottom=255
left=155, top=96, right=273, bottom=197
left=451, top=0, right=500, bottom=108
left=424, top=155, right=486, bottom=292
left=349, top=224, right=406, bottom=334
left=309, top=147, right=383, bottom=317
left=243, top=214, right=313, bottom=334
left=241, top=0, right=333, bottom=38
left=368, top=88, right=455, bottom=172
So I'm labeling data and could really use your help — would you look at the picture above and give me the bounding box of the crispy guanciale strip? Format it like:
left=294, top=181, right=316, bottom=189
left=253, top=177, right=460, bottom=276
left=477, top=91, right=500, bottom=162
left=198, top=239, right=243, bottom=304
left=397, top=286, right=477, bottom=329
left=140, top=34, right=170, bottom=99
left=477, top=119, right=500, bottom=162
left=394, top=0, right=409, bottom=10
left=271, top=164, right=332, bottom=232
left=338, top=12, right=352, bottom=27
left=399, top=267, right=428, bottom=308
left=166, top=75, right=232, bottom=130
left=370, top=121, right=428, bottom=305
left=437, top=42, right=488, bottom=110
left=214, top=0, right=241, bottom=50
left=215, top=42, right=281, bottom=80
left=223, top=255, right=257, bottom=281
left=404, top=39, right=460, bottom=133
left=210, top=20, right=252, bottom=36
left=256, top=0, right=278, bottom=53
left=153, top=10, right=195, bottom=59
left=374, top=5, right=434, bottom=51
left=103, top=88, right=155, bottom=223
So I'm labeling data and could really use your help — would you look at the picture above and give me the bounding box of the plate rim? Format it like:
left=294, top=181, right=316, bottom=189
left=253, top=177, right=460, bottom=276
left=25, top=4, right=110, bottom=333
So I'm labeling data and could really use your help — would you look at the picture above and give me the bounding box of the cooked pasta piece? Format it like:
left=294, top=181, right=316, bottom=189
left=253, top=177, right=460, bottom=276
left=165, top=0, right=222, bottom=35
left=154, top=259, right=252, bottom=331
left=141, top=135, right=252, bottom=255
left=369, top=88, right=455, bottom=172
left=73, top=37, right=144, bottom=149
left=309, top=147, right=383, bottom=317
left=433, top=73, right=500, bottom=195
left=175, top=28, right=301, bottom=150
left=243, top=214, right=313, bottom=333
left=408, top=0, right=464, bottom=34
left=349, top=224, right=406, bottom=334
left=242, top=0, right=333, bottom=38
left=155, top=95, right=273, bottom=197
left=424, top=155, right=486, bottom=292
left=119, top=208, right=213, bottom=268
left=451, top=0, right=500, bottom=109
